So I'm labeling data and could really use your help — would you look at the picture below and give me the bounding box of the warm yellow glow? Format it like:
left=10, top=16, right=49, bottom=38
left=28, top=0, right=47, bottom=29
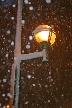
left=6, top=105, right=9, bottom=108
left=35, top=31, right=49, bottom=42
left=38, top=25, right=51, bottom=29
left=50, top=32, right=56, bottom=45
left=35, top=30, right=56, bottom=45
left=33, top=24, right=56, bottom=45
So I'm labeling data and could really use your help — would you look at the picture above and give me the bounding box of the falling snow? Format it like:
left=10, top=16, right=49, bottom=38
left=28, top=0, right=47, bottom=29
left=32, top=84, right=35, bottom=86
left=22, top=50, right=24, bottom=53
left=12, top=4, right=16, bottom=7
left=45, top=0, right=51, bottom=3
left=7, top=30, right=10, bottom=34
left=3, top=79, right=6, bottom=82
left=2, top=94, right=5, bottom=97
left=7, top=93, right=12, bottom=98
left=11, top=17, right=14, bottom=20
left=24, top=0, right=29, bottom=4
left=21, top=20, right=25, bottom=24
left=29, top=6, right=34, bottom=10
left=8, top=70, right=10, bottom=72
left=6, top=53, right=8, bottom=57
left=11, top=41, right=14, bottom=45
left=0, top=0, right=72, bottom=107
left=26, top=44, right=30, bottom=49
left=29, top=35, right=33, bottom=40
left=27, top=75, right=31, bottom=79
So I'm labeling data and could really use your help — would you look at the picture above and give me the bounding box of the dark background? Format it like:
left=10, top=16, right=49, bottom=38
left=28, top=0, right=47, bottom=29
left=0, top=0, right=72, bottom=107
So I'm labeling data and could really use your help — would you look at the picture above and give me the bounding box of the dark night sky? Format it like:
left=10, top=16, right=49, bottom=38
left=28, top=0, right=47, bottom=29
left=0, top=0, right=16, bottom=8
left=0, top=0, right=72, bottom=107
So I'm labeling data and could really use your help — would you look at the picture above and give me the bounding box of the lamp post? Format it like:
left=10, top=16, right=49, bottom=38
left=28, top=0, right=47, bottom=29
left=33, top=25, right=56, bottom=63
left=9, top=1, right=56, bottom=107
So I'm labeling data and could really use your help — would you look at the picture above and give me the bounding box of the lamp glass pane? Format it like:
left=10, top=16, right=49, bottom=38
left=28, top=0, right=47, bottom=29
left=35, top=31, right=49, bottom=43
left=49, top=32, right=56, bottom=45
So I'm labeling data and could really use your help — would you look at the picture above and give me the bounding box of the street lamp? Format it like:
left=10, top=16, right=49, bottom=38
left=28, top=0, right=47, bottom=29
left=9, top=1, right=56, bottom=106
left=33, top=25, right=56, bottom=63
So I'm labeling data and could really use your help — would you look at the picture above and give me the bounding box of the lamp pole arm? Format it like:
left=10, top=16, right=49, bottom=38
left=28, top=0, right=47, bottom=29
left=19, top=49, right=48, bottom=62
left=20, top=51, right=43, bottom=61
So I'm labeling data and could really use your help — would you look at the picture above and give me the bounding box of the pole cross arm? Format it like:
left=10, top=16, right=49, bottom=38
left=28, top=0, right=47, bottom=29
left=20, top=51, right=42, bottom=61
left=19, top=49, right=48, bottom=62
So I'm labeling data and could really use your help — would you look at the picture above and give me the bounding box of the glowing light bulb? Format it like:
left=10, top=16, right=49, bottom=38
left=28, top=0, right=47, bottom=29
left=35, top=31, right=49, bottom=42
left=33, top=24, right=56, bottom=45
left=6, top=105, right=9, bottom=108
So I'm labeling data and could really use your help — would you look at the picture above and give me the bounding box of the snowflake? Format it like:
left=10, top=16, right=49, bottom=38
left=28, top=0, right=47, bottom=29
left=7, top=30, right=10, bottom=34
left=32, top=84, right=35, bottom=86
left=21, top=77, right=24, bottom=79
left=12, top=4, right=16, bottom=7
left=5, top=98, right=8, bottom=100
left=22, top=50, right=24, bottom=53
left=11, top=17, right=14, bottom=20
left=29, top=2, right=31, bottom=4
left=29, top=6, right=33, bottom=10
left=11, top=41, right=14, bottom=45
left=49, top=71, right=51, bottom=74
left=26, top=44, right=30, bottom=49
left=3, top=62, right=5, bottom=64
left=8, top=70, right=10, bottom=72
left=8, top=39, right=11, bottom=42
left=45, top=0, right=51, bottom=3
left=24, top=0, right=29, bottom=4
left=2, top=94, right=5, bottom=97
left=3, top=79, right=6, bottom=82
left=27, top=75, right=31, bottom=79
left=48, top=100, right=50, bottom=102
left=29, top=35, right=33, bottom=40
left=25, top=101, right=29, bottom=104
left=1, top=84, right=4, bottom=87
left=51, top=79, right=53, bottom=81
left=6, top=53, right=8, bottom=57
left=7, top=93, right=12, bottom=98
left=21, top=20, right=25, bottom=24
left=45, top=85, right=48, bottom=88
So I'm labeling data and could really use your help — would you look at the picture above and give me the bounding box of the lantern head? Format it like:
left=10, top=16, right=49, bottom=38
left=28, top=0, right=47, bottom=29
left=33, top=25, right=56, bottom=49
